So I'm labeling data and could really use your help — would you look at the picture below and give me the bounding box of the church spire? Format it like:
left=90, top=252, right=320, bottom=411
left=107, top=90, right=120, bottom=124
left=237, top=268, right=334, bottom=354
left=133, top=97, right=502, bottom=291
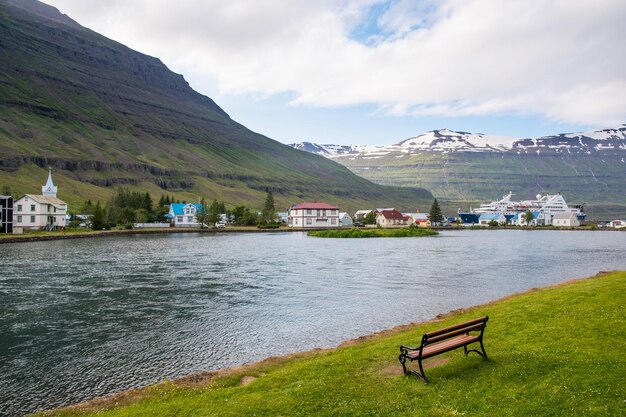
left=42, top=167, right=57, bottom=198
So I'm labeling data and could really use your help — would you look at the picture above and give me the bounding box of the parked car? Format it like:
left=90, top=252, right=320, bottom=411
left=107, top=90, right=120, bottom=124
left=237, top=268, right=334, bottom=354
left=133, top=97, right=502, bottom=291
left=353, top=221, right=365, bottom=227
left=215, top=222, right=226, bottom=228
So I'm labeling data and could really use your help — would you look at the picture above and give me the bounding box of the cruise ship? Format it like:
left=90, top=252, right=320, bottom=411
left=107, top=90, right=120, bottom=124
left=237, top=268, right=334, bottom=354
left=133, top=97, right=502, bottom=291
left=459, top=192, right=586, bottom=224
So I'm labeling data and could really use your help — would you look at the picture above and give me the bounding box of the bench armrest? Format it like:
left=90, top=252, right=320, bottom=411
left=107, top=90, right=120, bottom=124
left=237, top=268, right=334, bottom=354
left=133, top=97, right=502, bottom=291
left=400, top=344, right=420, bottom=353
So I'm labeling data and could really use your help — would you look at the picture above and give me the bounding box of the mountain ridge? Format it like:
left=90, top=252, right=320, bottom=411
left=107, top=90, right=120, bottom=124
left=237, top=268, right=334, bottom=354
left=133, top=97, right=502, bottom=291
left=290, top=126, right=626, bottom=218
left=0, top=0, right=432, bottom=212
left=290, top=125, right=626, bottom=157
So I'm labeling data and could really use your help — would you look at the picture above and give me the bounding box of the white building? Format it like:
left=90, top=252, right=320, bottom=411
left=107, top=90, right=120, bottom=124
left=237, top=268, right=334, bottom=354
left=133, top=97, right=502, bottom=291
left=552, top=212, right=580, bottom=227
left=288, top=202, right=340, bottom=228
left=13, top=169, right=67, bottom=230
left=338, top=212, right=353, bottom=227
left=167, top=203, right=204, bottom=227
left=609, top=220, right=625, bottom=229
left=375, top=209, right=409, bottom=227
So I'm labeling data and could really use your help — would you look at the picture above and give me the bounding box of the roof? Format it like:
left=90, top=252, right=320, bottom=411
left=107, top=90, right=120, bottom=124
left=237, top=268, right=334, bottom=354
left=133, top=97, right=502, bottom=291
left=18, top=194, right=66, bottom=206
left=553, top=212, right=576, bottom=219
left=377, top=209, right=406, bottom=220
left=479, top=213, right=504, bottom=220
left=170, top=203, right=203, bottom=215
left=411, top=213, right=429, bottom=221
left=339, top=212, right=351, bottom=218
left=291, top=202, right=339, bottom=210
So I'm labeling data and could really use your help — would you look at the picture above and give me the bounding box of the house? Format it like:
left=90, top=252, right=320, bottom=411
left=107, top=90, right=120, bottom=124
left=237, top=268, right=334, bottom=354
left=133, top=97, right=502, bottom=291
left=478, top=213, right=506, bottom=226
left=0, top=195, right=13, bottom=233
left=338, top=212, right=353, bottom=227
left=609, top=220, right=625, bottom=229
left=288, top=202, right=340, bottom=228
left=276, top=211, right=289, bottom=224
left=511, top=211, right=542, bottom=226
left=406, top=212, right=431, bottom=228
left=375, top=209, right=409, bottom=227
left=167, top=203, right=204, bottom=227
left=353, top=210, right=372, bottom=221
left=13, top=169, right=67, bottom=231
left=552, top=212, right=580, bottom=227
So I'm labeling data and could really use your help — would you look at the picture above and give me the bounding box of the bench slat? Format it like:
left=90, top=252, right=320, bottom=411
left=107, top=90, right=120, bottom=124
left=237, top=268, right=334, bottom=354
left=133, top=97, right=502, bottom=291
left=427, top=323, right=485, bottom=344
left=425, top=316, right=488, bottom=338
left=406, top=334, right=479, bottom=359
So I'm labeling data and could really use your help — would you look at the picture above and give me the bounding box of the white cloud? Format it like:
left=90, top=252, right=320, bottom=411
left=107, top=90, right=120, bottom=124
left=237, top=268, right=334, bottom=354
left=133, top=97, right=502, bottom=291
left=45, top=0, right=626, bottom=126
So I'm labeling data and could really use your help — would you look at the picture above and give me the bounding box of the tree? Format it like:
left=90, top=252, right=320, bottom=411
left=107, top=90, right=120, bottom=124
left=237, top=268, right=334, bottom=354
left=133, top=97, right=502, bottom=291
left=429, top=199, right=444, bottom=225
left=262, top=190, right=275, bottom=222
left=91, top=201, right=107, bottom=230
left=195, top=198, right=209, bottom=228
left=207, top=199, right=221, bottom=226
left=523, top=210, right=535, bottom=226
left=364, top=210, right=377, bottom=225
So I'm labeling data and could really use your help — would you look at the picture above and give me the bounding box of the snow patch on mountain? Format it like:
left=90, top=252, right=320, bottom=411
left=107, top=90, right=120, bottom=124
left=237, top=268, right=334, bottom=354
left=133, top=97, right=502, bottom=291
left=290, top=125, right=626, bottom=158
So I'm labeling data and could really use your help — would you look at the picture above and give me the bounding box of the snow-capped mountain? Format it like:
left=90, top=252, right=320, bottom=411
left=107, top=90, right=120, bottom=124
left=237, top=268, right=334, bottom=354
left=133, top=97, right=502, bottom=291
left=290, top=125, right=626, bottom=158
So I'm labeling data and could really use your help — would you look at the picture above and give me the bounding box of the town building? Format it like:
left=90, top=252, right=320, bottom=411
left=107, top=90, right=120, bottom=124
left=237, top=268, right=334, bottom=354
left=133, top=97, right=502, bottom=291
left=406, top=212, right=431, bottom=228
left=609, top=220, right=625, bottom=229
left=167, top=203, right=204, bottom=227
left=375, top=209, right=409, bottom=227
left=13, top=169, right=67, bottom=230
left=478, top=213, right=507, bottom=226
left=353, top=209, right=372, bottom=221
left=288, top=202, right=340, bottom=228
left=552, top=212, right=580, bottom=227
left=338, top=212, right=353, bottom=227
left=0, top=195, right=13, bottom=233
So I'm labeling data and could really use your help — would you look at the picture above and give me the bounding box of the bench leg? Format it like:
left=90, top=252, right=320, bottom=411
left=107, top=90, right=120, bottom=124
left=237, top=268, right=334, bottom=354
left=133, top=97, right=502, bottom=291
left=465, top=341, right=488, bottom=359
left=399, top=355, right=428, bottom=383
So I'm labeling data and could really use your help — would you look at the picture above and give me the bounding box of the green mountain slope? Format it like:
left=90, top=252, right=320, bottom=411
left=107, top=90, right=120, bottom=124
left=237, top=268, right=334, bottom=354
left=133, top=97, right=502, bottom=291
left=0, top=0, right=432, bottom=212
left=336, top=152, right=626, bottom=218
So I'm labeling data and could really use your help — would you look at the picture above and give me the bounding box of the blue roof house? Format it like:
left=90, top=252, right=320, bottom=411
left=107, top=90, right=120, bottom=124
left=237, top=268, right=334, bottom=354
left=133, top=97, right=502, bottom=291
left=478, top=213, right=507, bottom=226
left=168, top=203, right=204, bottom=228
left=511, top=211, right=542, bottom=226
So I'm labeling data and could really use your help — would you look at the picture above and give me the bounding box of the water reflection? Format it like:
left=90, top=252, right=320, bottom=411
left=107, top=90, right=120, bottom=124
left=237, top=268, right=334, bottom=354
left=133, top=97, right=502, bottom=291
left=0, top=230, right=624, bottom=416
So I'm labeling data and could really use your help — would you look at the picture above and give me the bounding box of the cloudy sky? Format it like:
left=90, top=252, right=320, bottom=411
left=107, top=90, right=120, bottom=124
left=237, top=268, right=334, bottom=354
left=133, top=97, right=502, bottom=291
left=44, top=0, right=625, bottom=145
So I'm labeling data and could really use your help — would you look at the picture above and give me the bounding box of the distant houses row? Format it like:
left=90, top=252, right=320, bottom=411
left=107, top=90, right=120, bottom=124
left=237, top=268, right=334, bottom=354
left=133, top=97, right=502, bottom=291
left=1, top=172, right=625, bottom=233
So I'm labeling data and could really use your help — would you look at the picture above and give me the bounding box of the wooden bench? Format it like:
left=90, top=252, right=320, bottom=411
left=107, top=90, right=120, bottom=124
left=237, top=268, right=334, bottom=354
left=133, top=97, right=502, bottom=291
left=399, top=316, right=489, bottom=382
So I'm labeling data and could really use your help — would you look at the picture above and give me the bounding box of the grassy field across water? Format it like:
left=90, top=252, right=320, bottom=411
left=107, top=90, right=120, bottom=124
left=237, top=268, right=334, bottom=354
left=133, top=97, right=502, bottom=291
left=43, top=271, right=625, bottom=417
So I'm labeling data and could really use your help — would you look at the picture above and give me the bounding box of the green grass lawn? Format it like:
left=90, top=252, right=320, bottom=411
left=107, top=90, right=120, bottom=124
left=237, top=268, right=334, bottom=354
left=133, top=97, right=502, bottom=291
left=42, top=271, right=625, bottom=417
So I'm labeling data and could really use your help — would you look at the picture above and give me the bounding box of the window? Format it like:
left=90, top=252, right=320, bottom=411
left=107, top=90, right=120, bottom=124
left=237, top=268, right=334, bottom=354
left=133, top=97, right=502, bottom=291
left=54, top=207, right=57, bottom=213
left=30, top=215, right=35, bottom=223
left=295, top=218, right=299, bottom=224
left=17, top=215, right=22, bottom=223
left=31, top=204, right=36, bottom=211
left=307, top=209, right=312, bottom=215
left=48, top=205, right=51, bottom=212
left=331, top=218, right=337, bottom=225
left=306, top=218, right=312, bottom=225
left=187, top=216, right=194, bottom=222
left=17, top=204, right=22, bottom=211
left=176, top=216, right=183, bottom=222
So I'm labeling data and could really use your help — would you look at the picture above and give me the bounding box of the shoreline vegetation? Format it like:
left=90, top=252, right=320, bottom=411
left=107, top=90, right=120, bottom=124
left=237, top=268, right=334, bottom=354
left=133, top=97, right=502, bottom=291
left=307, top=226, right=438, bottom=238
left=39, top=270, right=625, bottom=417
left=0, top=224, right=622, bottom=245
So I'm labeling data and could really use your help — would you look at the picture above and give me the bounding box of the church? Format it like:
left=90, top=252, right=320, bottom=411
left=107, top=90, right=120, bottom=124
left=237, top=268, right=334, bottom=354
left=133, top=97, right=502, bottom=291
left=13, top=169, right=68, bottom=231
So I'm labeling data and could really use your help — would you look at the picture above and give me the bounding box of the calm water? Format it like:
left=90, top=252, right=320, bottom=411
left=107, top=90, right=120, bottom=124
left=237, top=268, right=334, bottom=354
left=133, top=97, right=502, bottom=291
left=0, top=230, right=625, bottom=416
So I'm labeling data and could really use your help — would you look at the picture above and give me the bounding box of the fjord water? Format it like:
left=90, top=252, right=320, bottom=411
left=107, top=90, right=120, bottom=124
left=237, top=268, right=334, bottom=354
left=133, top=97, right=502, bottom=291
left=1, top=231, right=625, bottom=416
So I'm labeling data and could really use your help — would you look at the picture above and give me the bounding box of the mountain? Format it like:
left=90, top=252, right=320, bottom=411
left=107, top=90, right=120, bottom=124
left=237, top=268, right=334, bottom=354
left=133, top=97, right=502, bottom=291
left=290, top=127, right=626, bottom=218
left=0, top=0, right=432, bottom=212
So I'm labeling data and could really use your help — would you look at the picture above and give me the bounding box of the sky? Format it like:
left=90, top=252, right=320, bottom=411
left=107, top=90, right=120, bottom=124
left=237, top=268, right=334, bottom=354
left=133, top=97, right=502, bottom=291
left=43, top=0, right=626, bottom=146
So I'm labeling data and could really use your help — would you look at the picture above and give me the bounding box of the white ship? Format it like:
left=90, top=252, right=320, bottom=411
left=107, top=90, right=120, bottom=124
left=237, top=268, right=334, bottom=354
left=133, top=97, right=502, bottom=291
left=459, top=192, right=586, bottom=223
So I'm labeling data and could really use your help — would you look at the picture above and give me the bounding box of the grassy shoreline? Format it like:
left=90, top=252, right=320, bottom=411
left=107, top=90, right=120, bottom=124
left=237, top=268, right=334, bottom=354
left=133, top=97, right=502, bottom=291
left=3, top=225, right=620, bottom=245
left=39, top=270, right=625, bottom=417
